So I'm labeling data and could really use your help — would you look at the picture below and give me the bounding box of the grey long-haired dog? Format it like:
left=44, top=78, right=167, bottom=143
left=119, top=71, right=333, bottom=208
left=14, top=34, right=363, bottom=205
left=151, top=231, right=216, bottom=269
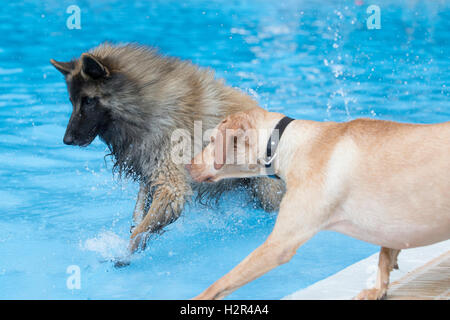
left=50, top=43, right=285, bottom=256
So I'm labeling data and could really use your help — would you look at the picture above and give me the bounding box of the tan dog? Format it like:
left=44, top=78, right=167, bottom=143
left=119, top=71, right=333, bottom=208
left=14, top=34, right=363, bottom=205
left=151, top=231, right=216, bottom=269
left=186, top=107, right=450, bottom=300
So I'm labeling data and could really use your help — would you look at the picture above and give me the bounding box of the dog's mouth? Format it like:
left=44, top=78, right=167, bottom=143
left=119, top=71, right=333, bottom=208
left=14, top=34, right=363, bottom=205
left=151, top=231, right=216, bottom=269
left=191, top=174, right=215, bottom=183
left=202, top=176, right=215, bottom=183
left=74, top=127, right=98, bottom=147
left=189, top=169, right=216, bottom=183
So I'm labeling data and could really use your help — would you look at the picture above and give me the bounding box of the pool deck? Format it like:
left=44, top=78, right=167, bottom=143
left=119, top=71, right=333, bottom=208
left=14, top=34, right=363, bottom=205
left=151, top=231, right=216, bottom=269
left=386, top=250, right=449, bottom=300
left=284, top=240, right=450, bottom=300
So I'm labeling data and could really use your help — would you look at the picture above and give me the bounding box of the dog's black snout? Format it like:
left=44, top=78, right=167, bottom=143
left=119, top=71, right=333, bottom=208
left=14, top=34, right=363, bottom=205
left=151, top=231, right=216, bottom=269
left=63, top=134, right=74, bottom=145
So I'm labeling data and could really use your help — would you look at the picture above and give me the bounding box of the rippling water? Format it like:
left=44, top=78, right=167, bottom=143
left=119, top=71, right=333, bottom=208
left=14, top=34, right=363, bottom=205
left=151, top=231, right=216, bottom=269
left=0, top=0, right=448, bottom=299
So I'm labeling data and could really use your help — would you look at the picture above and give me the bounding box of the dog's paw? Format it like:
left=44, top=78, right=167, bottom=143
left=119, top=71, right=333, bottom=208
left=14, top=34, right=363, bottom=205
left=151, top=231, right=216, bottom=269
left=128, top=232, right=150, bottom=254
left=113, top=259, right=131, bottom=268
left=354, top=288, right=387, bottom=300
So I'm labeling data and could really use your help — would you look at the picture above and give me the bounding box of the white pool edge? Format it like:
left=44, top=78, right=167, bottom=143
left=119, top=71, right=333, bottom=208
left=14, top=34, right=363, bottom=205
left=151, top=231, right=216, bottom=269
left=283, top=240, right=450, bottom=300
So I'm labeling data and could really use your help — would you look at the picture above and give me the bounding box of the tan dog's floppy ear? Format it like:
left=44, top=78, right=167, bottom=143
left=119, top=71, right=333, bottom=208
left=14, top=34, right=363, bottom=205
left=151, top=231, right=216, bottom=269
left=50, top=59, right=75, bottom=76
left=214, top=113, right=252, bottom=170
left=80, top=53, right=110, bottom=79
left=214, top=121, right=227, bottom=170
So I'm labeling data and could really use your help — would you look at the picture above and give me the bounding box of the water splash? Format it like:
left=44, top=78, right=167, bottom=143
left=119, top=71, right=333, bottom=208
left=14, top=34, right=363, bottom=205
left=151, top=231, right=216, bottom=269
left=82, top=231, right=129, bottom=261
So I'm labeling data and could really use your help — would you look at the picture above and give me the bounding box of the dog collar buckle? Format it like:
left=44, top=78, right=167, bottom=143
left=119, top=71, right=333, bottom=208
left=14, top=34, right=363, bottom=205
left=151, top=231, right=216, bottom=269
left=261, top=152, right=277, bottom=167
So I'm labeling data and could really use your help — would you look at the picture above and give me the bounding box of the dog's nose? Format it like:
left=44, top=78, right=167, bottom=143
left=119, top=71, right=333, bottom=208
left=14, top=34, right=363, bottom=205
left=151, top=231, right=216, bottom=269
left=63, top=134, right=74, bottom=145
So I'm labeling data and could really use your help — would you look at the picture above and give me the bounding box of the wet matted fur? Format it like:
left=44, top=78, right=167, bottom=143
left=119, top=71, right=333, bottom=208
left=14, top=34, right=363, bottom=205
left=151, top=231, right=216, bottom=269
left=51, top=43, right=285, bottom=253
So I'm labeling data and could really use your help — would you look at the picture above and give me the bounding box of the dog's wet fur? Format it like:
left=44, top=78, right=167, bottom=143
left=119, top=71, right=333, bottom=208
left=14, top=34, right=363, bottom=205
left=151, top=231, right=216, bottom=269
left=51, top=43, right=285, bottom=246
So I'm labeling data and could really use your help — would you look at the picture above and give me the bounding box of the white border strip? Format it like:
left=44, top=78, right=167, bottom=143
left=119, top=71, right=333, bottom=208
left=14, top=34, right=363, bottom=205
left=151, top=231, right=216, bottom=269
left=283, top=240, right=450, bottom=300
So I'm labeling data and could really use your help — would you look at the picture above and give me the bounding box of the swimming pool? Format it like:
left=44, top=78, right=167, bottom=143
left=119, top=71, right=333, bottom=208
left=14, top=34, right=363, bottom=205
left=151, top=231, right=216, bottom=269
left=0, top=0, right=448, bottom=299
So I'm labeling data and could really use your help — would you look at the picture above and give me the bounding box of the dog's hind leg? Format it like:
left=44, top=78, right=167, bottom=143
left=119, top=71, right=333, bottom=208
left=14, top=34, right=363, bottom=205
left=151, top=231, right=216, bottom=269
left=391, top=248, right=400, bottom=270
left=128, top=162, right=192, bottom=253
left=355, top=247, right=401, bottom=300
left=251, top=176, right=285, bottom=212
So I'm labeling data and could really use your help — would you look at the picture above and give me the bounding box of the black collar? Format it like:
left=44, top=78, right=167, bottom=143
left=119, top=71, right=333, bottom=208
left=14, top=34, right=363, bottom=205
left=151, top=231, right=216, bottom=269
left=263, top=116, right=295, bottom=178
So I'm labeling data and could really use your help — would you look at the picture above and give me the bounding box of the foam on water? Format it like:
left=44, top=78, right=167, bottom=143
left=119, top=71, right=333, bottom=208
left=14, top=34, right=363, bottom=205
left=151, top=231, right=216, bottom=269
left=83, top=231, right=129, bottom=261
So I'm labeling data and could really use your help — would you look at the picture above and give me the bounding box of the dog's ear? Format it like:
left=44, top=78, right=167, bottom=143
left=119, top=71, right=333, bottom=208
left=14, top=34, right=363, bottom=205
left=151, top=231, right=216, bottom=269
left=213, top=123, right=227, bottom=170
left=80, top=53, right=110, bottom=79
left=214, top=113, right=251, bottom=170
left=50, top=59, right=75, bottom=76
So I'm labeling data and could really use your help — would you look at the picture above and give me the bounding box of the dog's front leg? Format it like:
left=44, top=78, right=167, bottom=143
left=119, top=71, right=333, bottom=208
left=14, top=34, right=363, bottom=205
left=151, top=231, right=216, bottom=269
left=193, top=238, right=306, bottom=300
left=355, top=247, right=401, bottom=300
left=131, top=183, right=149, bottom=231
left=193, top=190, right=324, bottom=300
left=129, top=163, right=191, bottom=253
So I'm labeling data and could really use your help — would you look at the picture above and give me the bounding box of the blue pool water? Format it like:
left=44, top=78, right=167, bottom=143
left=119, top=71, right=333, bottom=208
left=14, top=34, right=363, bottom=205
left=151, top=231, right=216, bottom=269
left=0, top=0, right=449, bottom=299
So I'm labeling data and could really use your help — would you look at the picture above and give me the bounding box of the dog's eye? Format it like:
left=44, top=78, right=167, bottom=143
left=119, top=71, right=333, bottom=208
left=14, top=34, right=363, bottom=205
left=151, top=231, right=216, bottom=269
left=82, top=96, right=97, bottom=107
